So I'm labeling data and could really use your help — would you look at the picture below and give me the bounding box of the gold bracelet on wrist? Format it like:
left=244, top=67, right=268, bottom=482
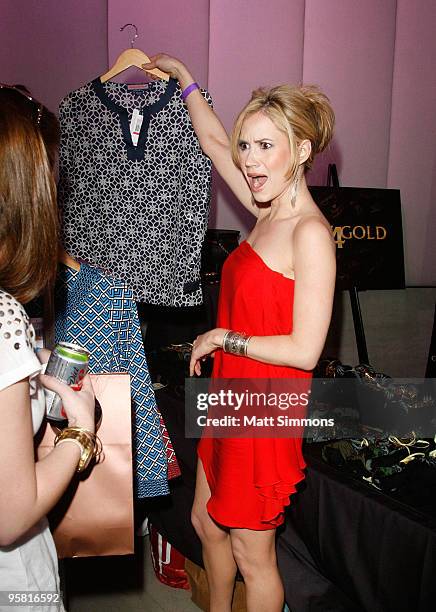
left=55, top=437, right=84, bottom=458
left=54, top=427, right=102, bottom=473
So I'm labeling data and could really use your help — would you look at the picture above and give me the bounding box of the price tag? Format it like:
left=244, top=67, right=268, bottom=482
left=130, top=109, right=143, bottom=146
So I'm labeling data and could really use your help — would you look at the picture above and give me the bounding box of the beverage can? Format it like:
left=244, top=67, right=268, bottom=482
left=44, top=342, right=90, bottom=421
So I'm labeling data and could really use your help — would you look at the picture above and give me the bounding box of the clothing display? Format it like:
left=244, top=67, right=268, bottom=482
left=58, top=78, right=212, bottom=305
left=197, top=241, right=312, bottom=530
left=0, top=289, right=62, bottom=608
left=54, top=263, right=173, bottom=497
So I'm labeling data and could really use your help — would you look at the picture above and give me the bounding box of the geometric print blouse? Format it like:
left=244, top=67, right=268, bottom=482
left=54, top=263, right=170, bottom=498
left=58, top=78, right=212, bottom=305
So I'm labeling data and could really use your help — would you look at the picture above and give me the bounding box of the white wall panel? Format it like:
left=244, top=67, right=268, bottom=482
left=0, top=0, right=107, bottom=113
left=388, top=0, right=436, bottom=285
left=208, top=0, right=305, bottom=232
left=303, top=0, right=397, bottom=188
left=108, top=0, right=210, bottom=85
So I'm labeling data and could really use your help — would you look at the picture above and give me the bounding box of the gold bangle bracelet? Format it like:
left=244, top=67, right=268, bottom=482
left=54, top=427, right=101, bottom=473
left=55, top=437, right=84, bottom=457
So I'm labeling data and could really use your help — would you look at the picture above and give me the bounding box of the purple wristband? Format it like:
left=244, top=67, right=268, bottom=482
left=182, top=82, right=199, bottom=102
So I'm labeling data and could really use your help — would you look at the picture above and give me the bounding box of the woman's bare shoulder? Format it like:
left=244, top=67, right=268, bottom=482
left=292, top=212, right=335, bottom=256
left=294, top=211, right=332, bottom=237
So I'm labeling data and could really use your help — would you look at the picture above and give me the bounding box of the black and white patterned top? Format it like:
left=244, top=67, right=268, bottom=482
left=58, top=78, right=212, bottom=305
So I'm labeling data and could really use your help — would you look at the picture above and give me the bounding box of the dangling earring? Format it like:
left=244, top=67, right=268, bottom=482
left=290, top=174, right=300, bottom=208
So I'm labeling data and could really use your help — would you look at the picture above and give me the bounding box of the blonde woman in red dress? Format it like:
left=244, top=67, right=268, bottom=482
left=145, top=54, right=336, bottom=612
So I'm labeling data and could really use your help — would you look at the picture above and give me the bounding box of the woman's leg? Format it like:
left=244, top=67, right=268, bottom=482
left=230, top=527, right=284, bottom=612
left=191, top=459, right=237, bottom=612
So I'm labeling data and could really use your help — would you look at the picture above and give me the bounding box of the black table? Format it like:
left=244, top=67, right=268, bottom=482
left=278, top=444, right=436, bottom=612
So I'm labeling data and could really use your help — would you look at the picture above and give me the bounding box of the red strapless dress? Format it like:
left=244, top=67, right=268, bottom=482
left=197, top=241, right=312, bottom=530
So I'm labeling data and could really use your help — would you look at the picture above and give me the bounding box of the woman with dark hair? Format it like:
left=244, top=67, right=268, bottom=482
left=0, top=85, right=95, bottom=604
left=143, top=55, right=336, bottom=612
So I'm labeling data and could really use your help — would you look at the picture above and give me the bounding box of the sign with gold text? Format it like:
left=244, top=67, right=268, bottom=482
left=309, top=187, right=405, bottom=290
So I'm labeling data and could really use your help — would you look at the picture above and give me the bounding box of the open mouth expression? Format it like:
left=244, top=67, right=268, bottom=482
left=238, top=112, right=292, bottom=201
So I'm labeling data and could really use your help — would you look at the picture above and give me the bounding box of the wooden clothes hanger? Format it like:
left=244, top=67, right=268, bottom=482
left=100, top=23, right=169, bottom=83
left=101, top=49, right=169, bottom=83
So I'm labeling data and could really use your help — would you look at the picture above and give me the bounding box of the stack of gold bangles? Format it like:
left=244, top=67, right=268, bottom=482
left=222, top=330, right=252, bottom=356
left=54, top=427, right=102, bottom=473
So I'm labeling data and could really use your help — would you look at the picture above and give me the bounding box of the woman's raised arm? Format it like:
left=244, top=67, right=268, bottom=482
left=143, top=54, right=257, bottom=216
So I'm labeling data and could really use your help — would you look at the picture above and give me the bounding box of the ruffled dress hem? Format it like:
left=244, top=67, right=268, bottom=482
left=199, top=455, right=306, bottom=531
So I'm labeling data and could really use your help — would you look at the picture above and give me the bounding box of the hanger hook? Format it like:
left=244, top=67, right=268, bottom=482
left=120, top=23, right=138, bottom=49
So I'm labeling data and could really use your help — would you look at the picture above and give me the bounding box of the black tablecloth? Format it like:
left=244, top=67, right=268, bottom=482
left=279, top=444, right=436, bottom=612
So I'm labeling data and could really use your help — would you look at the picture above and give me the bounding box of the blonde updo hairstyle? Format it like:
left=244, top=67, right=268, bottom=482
left=231, top=84, right=335, bottom=183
